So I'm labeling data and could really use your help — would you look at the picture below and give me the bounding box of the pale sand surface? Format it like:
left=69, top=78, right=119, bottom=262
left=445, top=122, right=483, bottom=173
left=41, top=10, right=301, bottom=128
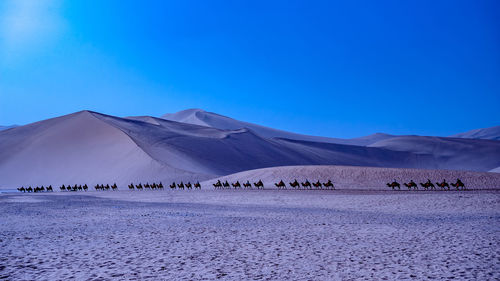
left=1, top=190, right=499, bottom=280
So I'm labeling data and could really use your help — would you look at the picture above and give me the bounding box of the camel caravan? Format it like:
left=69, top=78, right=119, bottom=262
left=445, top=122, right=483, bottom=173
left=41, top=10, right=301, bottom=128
left=386, top=179, right=466, bottom=191
left=128, top=181, right=201, bottom=190
left=17, top=185, right=54, bottom=193
left=212, top=179, right=335, bottom=190
left=213, top=180, right=264, bottom=189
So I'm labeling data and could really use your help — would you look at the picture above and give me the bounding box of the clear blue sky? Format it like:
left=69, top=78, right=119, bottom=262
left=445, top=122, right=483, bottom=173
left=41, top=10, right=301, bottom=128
left=1, top=0, right=499, bottom=138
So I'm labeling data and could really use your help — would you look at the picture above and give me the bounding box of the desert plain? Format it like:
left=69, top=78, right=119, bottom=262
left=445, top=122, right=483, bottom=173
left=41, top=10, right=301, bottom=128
left=1, top=187, right=499, bottom=280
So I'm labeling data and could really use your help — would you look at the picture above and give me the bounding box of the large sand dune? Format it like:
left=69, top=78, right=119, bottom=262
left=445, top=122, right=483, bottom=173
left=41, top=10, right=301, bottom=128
left=1, top=110, right=499, bottom=188
left=0, top=111, right=207, bottom=188
left=161, top=108, right=396, bottom=145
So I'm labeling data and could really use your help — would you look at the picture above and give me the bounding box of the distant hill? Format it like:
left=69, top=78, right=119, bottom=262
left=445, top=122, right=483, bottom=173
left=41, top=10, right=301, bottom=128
left=0, top=125, right=18, bottom=131
left=161, top=109, right=395, bottom=146
left=450, top=126, right=500, bottom=140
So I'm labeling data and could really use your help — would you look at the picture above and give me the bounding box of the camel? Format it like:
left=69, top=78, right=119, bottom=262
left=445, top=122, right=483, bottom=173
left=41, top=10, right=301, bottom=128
left=275, top=180, right=286, bottom=189
left=194, top=182, right=201, bottom=189
left=185, top=182, right=192, bottom=189
left=231, top=181, right=241, bottom=188
left=436, top=180, right=449, bottom=190
left=158, top=182, right=164, bottom=189
left=46, top=185, right=53, bottom=192
left=243, top=181, right=252, bottom=188
left=177, top=182, right=185, bottom=189
left=419, top=180, right=435, bottom=190
left=312, top=180, right=322, bottom=189
left=301, top=180, right=312, bottom=189
left=451, top=179, right=465, bottom=190
left=254, top=180, right=264, bottom=189
left=222, top=181, right=230, bottom=188
left=323, top=180, right=335, bottom=190
left=17, top=187, right=26, bottom=192
left=386, top=181, right=400, bottom=190
left=404, top=180, right=417, bottom=190
left=289, top=180, right=300, bottom=189
left=213, top=180, right=222, bottom=189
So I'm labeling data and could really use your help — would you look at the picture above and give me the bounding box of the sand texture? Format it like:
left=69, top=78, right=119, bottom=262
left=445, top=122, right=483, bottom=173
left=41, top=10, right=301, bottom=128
left=1, top=190, right=499, bottom=280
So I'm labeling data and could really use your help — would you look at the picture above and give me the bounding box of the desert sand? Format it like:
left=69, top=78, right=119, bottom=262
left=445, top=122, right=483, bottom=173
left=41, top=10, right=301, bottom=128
left=1, top=189, right=499, bottom=280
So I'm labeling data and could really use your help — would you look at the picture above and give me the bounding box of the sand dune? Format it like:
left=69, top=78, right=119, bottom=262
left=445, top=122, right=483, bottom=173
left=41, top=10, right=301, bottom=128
left=368, top=135, right=500, bottom=172
left=1, top=110, right=499, bottom=189
left=0, top=125, right=17, bottom=131
left=206, top=165, right=500, bottom=190
left=450, top=125, right=500, bottom=140
left=161, top=108, right=395, bottom=145
left=490, top=167, right=500, bottom=173
left=0, top=111, right=206, bottom=188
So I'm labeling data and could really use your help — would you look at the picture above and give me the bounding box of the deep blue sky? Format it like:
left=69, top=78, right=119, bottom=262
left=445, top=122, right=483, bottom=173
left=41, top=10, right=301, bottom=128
left=1, top=0, right=499, bottom=138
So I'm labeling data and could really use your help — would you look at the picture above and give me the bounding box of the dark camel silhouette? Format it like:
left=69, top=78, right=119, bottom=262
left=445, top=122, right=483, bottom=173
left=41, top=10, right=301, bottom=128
left=17, top=187, right=26, bottom=192
left=301, top=180, right=312, bottom=189
left=254, top=180, right=264, bottom=189
left=419, top=180, right=435, bottom=190
left=194, top=182, right=201, bottom=189
left=451, top=179, right=465, bottom=190
left=436, top=180, right=450, bottom=190
left=243, top=181, right=252, bottom=188
left=231, top=181, right=241, bottom=188
left=404, top=180, right=417, bottom=190
left=289, top=179, right=300, bottom=189
left=222, top=181, right=230, bottom=188
left=323, top=180, right=334, bottom=190
left=275, top=180, right=286, bottom=189
left=387, top=181, right=400, bottom=190
left=213, top=180, right=222, bottom=189
left=312, top=180, right=322, bottom=189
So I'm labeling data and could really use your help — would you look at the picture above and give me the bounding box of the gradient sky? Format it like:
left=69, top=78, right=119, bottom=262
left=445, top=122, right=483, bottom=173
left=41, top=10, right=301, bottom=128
left=0, top=0, right=499, bottom=138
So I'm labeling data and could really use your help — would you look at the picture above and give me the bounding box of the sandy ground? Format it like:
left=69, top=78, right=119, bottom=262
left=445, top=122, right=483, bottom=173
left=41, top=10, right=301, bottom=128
left=1, top=189, right=499, bottom=280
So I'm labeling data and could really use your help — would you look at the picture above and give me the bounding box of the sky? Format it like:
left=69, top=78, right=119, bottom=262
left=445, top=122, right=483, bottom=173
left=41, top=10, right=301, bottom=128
left=0, top=0, right=499, bottom=138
